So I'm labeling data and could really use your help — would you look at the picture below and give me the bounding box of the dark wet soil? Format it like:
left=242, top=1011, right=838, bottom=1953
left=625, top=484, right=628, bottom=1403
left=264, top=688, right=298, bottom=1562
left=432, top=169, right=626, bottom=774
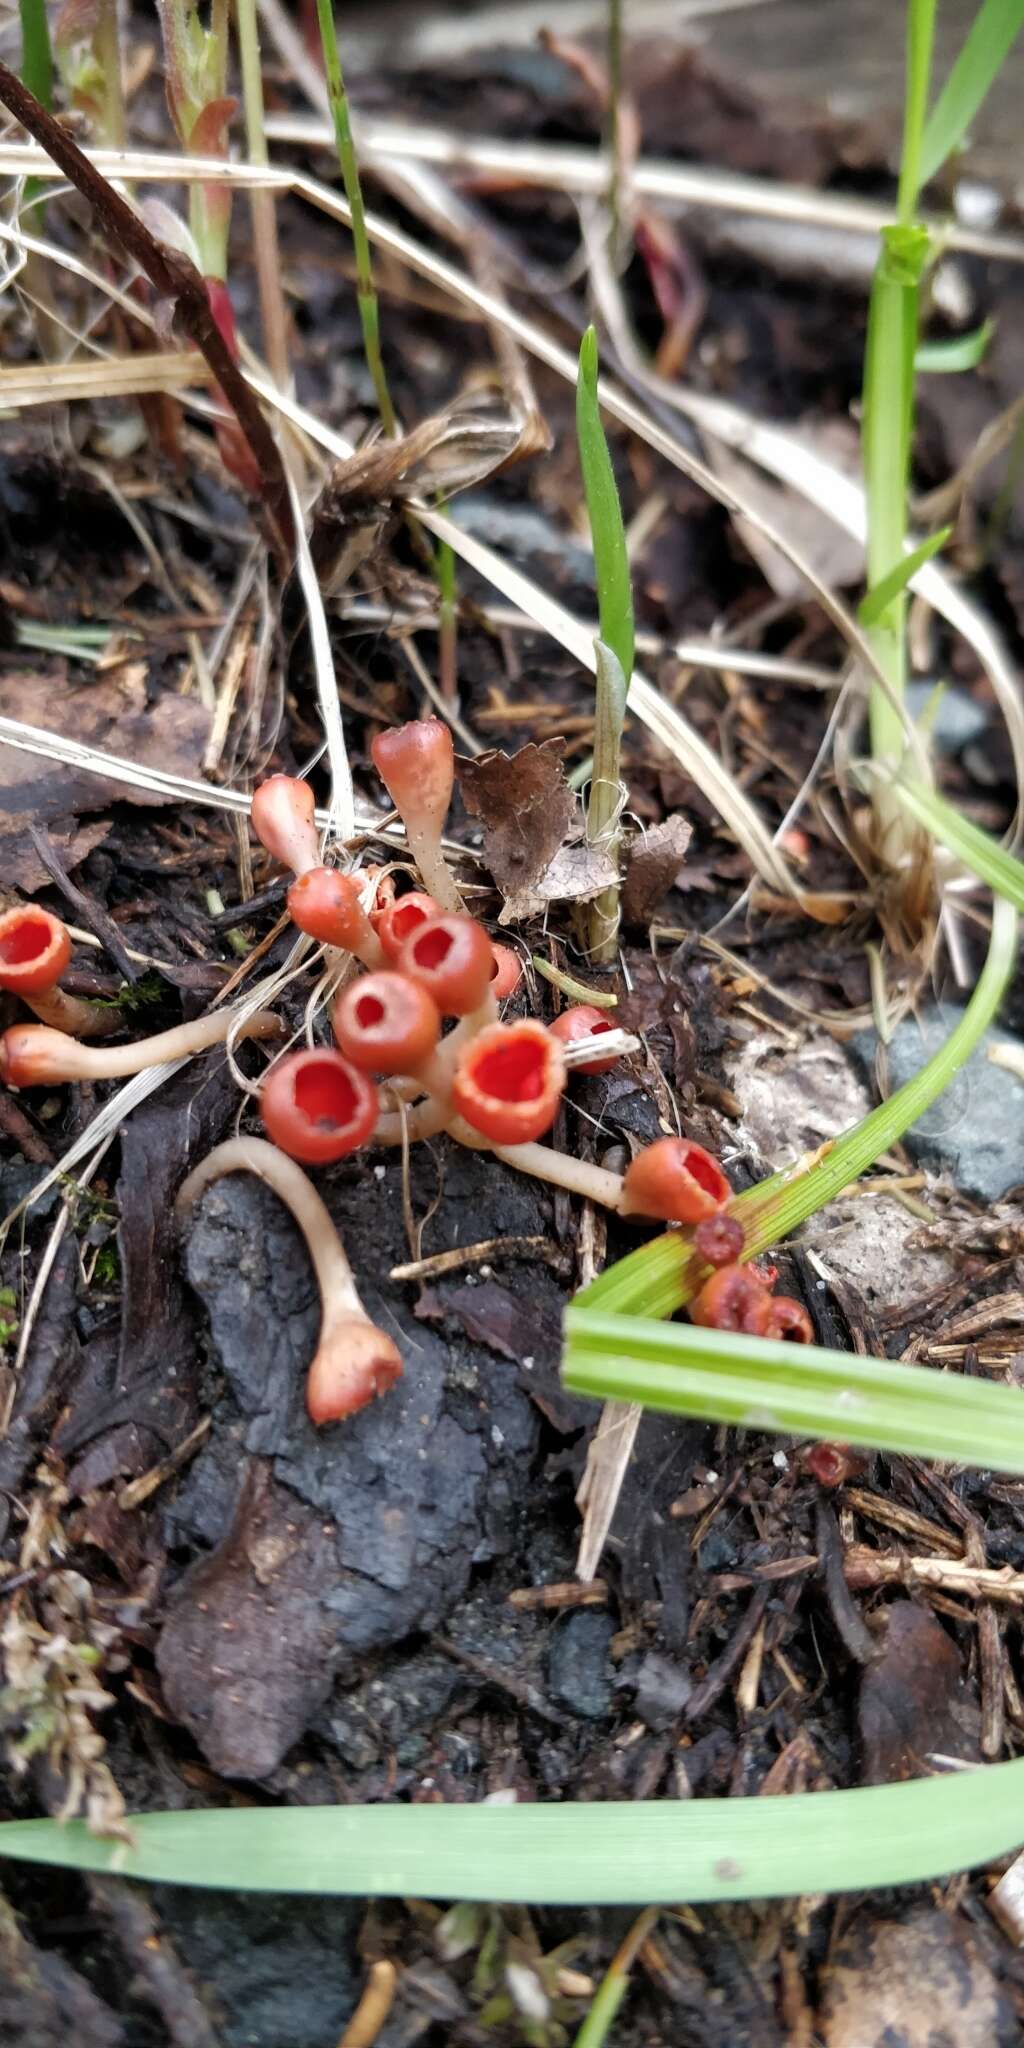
left=3, top=11, right=1024, bottom=2045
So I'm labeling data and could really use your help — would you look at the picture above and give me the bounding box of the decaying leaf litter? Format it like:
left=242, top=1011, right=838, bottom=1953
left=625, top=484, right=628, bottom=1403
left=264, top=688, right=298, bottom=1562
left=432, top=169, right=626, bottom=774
left=2, top=1, right=1024, bottom=2041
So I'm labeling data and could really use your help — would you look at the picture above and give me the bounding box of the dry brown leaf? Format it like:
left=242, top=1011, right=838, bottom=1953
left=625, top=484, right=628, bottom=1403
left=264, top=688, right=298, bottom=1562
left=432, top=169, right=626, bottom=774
left=621, top=813, right=693, bottom=927
left=0, top=666, right=211, bottom=890
left=456, top=739, right=576, bottom=906
left=499, top=839, right=619, bottom=925
left=820, top=1907, right=1010, bottom=2048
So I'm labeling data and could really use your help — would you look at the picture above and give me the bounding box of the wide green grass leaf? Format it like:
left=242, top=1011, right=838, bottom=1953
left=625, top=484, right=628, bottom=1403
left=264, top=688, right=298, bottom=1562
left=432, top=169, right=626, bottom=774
left=2, top=1765, right=1024, bottom=1899
left=564, top=1311, right=1024, bottom=1472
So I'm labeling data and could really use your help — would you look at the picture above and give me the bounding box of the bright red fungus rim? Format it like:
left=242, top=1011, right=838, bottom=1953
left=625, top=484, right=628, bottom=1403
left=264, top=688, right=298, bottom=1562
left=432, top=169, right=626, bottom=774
left=471, top=1034, right=547, bottom=1105
left=0, top=907, right=70, bottom=992
left=261, top=1050, right=377, bottom=1163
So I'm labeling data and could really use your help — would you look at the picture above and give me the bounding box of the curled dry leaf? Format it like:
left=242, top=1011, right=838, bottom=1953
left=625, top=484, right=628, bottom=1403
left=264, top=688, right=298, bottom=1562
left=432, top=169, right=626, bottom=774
left=621, top=812, right=694, bottom=927
left=456, top=738, right=576, bottom=906
left=0, top=666, right=210, bottom=890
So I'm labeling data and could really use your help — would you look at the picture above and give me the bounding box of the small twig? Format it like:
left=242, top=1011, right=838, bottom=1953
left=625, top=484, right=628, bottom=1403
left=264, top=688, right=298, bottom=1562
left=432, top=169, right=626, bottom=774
left=816, top=1499, right=877, bottom=1666
left=0, top=58, right=293, bottom=563
left=389, top=1234, right=566, bottom=1282
left=682, top=1585, right=771, bottom=1724
left=27, top=823, right=140, bottom=984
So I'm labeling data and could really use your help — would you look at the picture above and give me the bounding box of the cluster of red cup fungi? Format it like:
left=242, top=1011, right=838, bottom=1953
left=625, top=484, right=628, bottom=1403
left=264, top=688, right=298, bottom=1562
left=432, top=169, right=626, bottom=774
left=0, top=715, right=813, bottom=1426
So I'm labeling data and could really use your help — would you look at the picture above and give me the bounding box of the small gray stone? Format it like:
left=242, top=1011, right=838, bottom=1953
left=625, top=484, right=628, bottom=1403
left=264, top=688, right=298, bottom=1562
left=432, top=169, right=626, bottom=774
left=905, top=680, right=988, bottom=754
left=853, top=1006, right=1024, bottom=1203
left=547, top=1609, right=616, bottom=1721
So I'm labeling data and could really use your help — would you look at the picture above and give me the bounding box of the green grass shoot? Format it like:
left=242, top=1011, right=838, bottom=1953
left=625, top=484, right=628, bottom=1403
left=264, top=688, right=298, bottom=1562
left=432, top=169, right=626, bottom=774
left=564, top=1312, right=1024, bottom=1472
left=919, top=0, right=1024, bottom=185
left=888, top=775, right=1024, bottom=909
left=315, top=0, right=396, bottom=435
left=2, top=1762, right=1024, bottom=1899
left=916, top=318, right=995, bottom=373
left=577, top=325, right=634, bottom=961
left=859, top=525, right=951, bottom=627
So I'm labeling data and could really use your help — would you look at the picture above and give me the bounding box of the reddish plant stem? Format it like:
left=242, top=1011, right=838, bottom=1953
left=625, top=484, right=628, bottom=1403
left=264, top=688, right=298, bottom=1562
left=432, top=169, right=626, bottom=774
left=0, top=57, right=293, bottom=565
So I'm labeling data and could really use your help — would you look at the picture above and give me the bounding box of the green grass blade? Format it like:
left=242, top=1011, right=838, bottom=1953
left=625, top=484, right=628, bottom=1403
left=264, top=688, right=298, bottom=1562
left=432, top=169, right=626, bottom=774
left=916, top=319, right=995, bottom=372
left=890, top=776, right=1024, bottom=910
left=19, top=0, right=52, bottom=108
left=2, top=1766, right=1024, bottom=1899
left=564, top=1311, right=1024, bottom=1472
left=314, top=0, right=395, bottom=434
left=578, top=896, right=1019, bottom=1317
left=920, top=0, right=1024, bottom=185
left=859, top=525, right=951, bottom=626
left=576, top=327, right=634, bottom=685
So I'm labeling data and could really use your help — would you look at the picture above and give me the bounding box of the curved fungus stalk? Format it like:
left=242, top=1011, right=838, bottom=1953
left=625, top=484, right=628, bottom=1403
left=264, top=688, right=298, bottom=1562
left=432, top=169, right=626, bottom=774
left=0, top=1007, right=282, bottom=1088
left=0, top=904, right=119, bottom=1038
left=176, top=1137, right=402, bottom=1424
left=370, top=719, right=462, bottom=912
left=287, top=868, right=385, bottom=968
left=251, top=774, right=320, bottom=877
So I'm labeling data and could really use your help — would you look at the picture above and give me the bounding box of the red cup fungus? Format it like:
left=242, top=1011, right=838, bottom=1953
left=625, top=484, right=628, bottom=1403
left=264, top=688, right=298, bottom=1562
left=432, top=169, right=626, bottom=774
left=693, top=1211, right=745, bottom=1268
left=452, top=1017, right=565, bottom=1145
left=287, top=868, right=384, bottom=966
left=764, top=1296, right=814, bottom=1344
left=375, top=891, right=440, bottom=964
left=333, top=971, right=441, bottom=1076
left=619, top=1136, right=731, bottom=1223
left=260, top=1047, right=378, bottom=1164
left=371, top=718, right=460, bottom=911
left=690, top=1262, right=773, bottom=1335
left=399, top=913, right=494, bottom=1018
left=251, top=774, right=320, bottom=877
left=490, top=944, right=523, bottom=1001
left=548, top=1003, right=619, bottom=1075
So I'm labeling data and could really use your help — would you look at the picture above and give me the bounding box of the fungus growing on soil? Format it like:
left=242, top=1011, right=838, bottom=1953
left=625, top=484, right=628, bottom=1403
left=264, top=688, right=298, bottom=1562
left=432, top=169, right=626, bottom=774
left=176, top=1136, right=402, bottom=1423
left=399, top=913, right=495, bottom=1020
left=765, top=1296, right=814, bottom=1343
left=619, top=1136, right=731, bottom=1223
left=548, top=1003, right=619, bottom=1074
left=260, top=1046, right=378, bottom=1164
left=371, top=717, right=461, bottom=911
left=250, top=774, right=320, bottom=876
left=451, top=1017, right=565, bottom=1145
left=0, top=904, right=118, bottom=1038
left=375, top=890, right=440, bottom=963
left=489, top=944, right=523, bottom=1001
left=286, top=868, right=384, bottom=967
left=690, top=1263, right=773, bottom=1336
left=332, top=971, right=441, bottom=1078
left=0, top=1007, right=281, bottom=1087
left=693, top=1211, right=745, bottom=1269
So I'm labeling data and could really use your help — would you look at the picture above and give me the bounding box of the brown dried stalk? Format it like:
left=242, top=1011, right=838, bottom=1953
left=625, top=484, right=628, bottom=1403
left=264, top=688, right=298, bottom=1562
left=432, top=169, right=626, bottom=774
left=0, top=58, right=293, bottom=564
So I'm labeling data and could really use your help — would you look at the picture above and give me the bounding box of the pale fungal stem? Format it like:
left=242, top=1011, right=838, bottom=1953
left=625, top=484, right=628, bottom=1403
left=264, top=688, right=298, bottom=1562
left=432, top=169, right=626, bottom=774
left=176, top=1135, right=401, bottom=1421
left=20, top=983, right=120, bottom=1039
left=2, top=1008, right=281, bottom=1084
